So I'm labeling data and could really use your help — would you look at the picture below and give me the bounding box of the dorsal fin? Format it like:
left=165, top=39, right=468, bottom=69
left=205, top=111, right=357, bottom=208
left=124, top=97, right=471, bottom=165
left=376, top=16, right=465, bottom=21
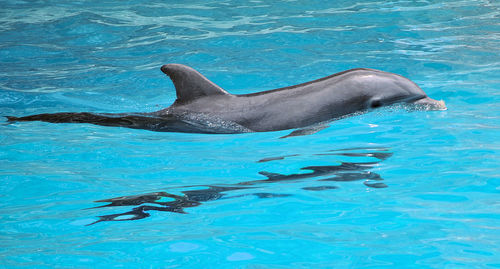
left=161, top=64, right=230, bottom=104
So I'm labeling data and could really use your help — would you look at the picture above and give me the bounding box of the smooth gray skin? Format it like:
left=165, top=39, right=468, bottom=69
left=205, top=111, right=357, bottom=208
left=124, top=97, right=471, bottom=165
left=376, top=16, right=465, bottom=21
left=6, top=64, right=446, bottom=134
left=155, top=64, right=446, bottom=132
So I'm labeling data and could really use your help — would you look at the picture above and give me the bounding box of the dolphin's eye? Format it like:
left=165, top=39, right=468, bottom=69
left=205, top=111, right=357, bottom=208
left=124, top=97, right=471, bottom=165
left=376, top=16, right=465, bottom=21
left=371, top=99, right=382, bottom=108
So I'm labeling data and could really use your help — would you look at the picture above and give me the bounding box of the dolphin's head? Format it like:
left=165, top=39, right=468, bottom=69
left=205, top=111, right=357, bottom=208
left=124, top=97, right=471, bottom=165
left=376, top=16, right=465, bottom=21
left=361, top=71, right=446, bottom=111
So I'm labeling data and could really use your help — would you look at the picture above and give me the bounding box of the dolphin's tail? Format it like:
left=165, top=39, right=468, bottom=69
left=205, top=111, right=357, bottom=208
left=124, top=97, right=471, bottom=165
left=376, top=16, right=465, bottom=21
left=6, top=116, right=19, bottom=121
left=5, top=112, right=250, bottom=134
left=5, top=112, right=163, bottom=130
left=6, top=112, right=135, bottom=124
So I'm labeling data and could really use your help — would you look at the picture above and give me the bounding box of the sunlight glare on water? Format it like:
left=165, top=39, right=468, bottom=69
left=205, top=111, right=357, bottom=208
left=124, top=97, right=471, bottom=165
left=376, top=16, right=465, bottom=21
left=0, top=0, right=499, bottom=268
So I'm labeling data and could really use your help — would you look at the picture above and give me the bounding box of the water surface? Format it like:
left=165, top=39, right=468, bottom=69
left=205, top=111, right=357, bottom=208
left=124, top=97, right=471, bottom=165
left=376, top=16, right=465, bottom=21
left=1, top=0, right=499, bottom=267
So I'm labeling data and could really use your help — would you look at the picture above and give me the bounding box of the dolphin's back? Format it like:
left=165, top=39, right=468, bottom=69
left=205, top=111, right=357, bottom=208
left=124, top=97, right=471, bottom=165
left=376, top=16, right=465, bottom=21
left=168, top=68, right=388, bottom=131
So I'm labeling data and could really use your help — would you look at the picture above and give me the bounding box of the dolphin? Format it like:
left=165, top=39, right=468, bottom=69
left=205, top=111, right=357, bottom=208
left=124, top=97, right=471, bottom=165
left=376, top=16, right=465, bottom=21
left=6, top=64, right=446, bottom=135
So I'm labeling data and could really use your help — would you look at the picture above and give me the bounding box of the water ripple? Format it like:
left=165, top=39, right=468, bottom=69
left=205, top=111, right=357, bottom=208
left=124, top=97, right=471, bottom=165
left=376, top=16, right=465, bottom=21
left=0, top=1, right=499, bottom=267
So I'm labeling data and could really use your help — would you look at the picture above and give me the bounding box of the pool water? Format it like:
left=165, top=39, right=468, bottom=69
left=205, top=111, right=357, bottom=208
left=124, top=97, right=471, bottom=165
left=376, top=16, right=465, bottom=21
left=1, top=0, right=499, bottom=267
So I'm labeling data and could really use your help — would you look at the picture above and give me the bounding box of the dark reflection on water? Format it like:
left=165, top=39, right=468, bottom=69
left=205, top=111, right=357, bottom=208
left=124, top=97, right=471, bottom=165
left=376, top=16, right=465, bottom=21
left=87, top=147, right=392, bottom=225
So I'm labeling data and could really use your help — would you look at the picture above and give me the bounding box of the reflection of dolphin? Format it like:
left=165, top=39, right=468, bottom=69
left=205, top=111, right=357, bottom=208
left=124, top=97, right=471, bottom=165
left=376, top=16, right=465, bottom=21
left=86, top=147, right=391, bottom=225
left=7, top=64, right=445, bottom=135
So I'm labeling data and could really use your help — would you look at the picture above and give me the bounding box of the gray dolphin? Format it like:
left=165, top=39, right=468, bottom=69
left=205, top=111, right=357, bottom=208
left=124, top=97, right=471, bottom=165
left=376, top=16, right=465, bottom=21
left=6, top=64, right=446, bottom=135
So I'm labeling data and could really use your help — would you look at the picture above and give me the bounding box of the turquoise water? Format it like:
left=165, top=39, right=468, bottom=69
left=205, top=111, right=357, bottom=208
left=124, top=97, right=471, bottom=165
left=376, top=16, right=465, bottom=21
left=1, top=0, right=499, bottom=267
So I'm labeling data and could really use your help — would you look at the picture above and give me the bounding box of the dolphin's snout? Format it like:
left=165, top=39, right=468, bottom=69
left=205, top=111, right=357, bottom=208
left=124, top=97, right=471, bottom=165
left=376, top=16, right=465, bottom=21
left=413, top=97, right=447, bottom=111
